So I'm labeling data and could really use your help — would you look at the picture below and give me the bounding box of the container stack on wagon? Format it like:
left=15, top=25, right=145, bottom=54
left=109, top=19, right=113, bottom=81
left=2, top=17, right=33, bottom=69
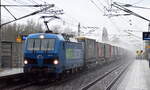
left=64, top=41, right=84, bottom=72
left=96, top=42, right=105, bottom=65
left=111, top=46, right=118, bottom=61
left=77, top=37, right=97, bottom=68
left=77, top=36, right=125, bottom=65
left=104, top=44, right=111, bottom=62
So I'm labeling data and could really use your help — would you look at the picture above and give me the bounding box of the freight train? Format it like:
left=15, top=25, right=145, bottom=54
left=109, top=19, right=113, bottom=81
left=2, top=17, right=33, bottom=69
left=23, top=33, right=127, bottom=78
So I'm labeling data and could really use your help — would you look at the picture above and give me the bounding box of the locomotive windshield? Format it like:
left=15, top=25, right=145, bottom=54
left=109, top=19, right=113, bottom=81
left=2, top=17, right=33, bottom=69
left=27, top=39, right=55, bottom=51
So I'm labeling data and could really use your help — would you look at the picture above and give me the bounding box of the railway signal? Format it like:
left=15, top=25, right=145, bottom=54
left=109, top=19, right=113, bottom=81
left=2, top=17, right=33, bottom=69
left=21, top=35, right=28, bottom=40
left=16, top=35, right=22, bottom=43
left=136, top=50, right=143, bottom=55
left=16, top=35, right=28, bottom=42
left=141, top=50, right=143, bottom=54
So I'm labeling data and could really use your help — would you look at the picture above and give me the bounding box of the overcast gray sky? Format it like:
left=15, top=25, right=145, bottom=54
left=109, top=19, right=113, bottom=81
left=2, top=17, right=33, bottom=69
left=2, top=0, right=150, bottom=51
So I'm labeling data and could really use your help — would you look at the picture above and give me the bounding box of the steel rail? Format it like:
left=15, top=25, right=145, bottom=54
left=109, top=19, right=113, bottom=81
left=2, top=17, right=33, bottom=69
left=105, top=62, right=131, bottom=90
left=80, top=61, right=132, bottom=90
left=80, top=64, right=123, bottom=90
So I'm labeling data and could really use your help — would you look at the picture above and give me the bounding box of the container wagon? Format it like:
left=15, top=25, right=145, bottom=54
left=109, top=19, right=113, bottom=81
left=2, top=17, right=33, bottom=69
left=96, top=42, right=105, bottom=64
left=77, top=37, right=97, bottom=68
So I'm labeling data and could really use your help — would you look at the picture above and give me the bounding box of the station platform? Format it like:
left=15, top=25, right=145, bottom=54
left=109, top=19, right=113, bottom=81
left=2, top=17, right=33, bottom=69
left=116, top=60, right=150, bottom=90
left=0, top=68, right=23, bottom=77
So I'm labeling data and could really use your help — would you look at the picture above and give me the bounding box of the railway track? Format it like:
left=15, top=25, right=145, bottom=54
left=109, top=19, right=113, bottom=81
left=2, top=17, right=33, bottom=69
left=0, top=75, right=35, bottom=90
left=0, top=68, right=86, bottom=90
left=22, top=60, right=128, bottom=90
left=80, top=61, right=131, bottom=90
left=105, top=63, right=130, bottom=90
left=0, top=60, right=131, bottom=90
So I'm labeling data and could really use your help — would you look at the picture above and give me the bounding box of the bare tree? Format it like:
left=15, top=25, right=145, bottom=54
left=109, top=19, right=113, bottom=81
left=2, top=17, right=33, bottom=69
left=50, top=25, right=62, bottom=33
left=22, top=19, right=43, bottom=34
left=63, top=27, right=76, bottom=36
left=1, top=19, right=44, bottom=42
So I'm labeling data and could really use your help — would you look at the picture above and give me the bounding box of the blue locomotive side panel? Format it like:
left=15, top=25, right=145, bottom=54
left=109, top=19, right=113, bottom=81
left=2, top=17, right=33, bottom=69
left=64, top=41, right=84, bottom=70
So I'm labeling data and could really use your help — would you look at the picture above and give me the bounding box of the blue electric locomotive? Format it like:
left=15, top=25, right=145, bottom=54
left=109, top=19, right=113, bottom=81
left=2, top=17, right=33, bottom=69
left=23, top=33, right=84, bottom=76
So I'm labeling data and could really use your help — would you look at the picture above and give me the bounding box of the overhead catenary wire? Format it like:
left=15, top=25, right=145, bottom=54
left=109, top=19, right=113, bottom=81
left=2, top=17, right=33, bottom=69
left=1, top=4, right=54, bottom=27
left=31, top=0, right=101, bottom=34
left=2, top=0, right=56, bottom=26
left=125, top=5, right=150, bottom=10
left=2, top=0, right=40, bottom=13
left=12, top=0, right=29, bottom=5
left=107, top=10, right=142, bottom=40
left=3, top=6, right=17, bottom=20
left=116, top=2, right=150, bottom=10
left=0, top=5, right=50, bottom=7
left=132, top=0, right=145, bottom=5
left=27, top=0, right=43, bottom=11
left=95, top=0, right=123, bottom=34
left=111, top=3, right=150, bottom=41
left=52, top=5, right=88, bottom=30
left=28, top=0, right=39, bottom=4
left=87, top=0, right=142, bottom=44
left=32, top=1, right=82, bottom=32
left=109, top=5, right=145, bottom=44
left=124, top=31, right=141, bottom=39
left=85, top=0, right=122, bottom=36
left=13, top=0, right=41, bottom=11
left=107, top=5, right=143, bottom=40
left=112, top=2, right=150, bottom=22
left=106, top=2, right=147, bottom=32
left=89, top=0, right=104, bottom=13
left=89, top=0, right=122, bottom=33
left=103, top=12, right=138, bottom=41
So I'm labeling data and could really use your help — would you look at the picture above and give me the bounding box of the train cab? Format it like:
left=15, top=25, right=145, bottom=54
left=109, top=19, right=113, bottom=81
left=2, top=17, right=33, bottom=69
left=23, top=33, right=65, bottom=74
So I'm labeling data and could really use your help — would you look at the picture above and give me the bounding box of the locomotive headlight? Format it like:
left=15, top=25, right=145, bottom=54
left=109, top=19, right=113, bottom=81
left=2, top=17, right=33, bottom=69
left=24, top=60, right=28, bottom=64
left=40, top=35, right=44, bottom=39
left=53, top=59, right=59, bottom=65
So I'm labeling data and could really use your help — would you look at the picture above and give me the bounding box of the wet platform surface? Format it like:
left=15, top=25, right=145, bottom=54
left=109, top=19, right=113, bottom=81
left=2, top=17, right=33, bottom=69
left=116, top=60, right=150, bottom=90
left=0, top=68, right=23, bottom=77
